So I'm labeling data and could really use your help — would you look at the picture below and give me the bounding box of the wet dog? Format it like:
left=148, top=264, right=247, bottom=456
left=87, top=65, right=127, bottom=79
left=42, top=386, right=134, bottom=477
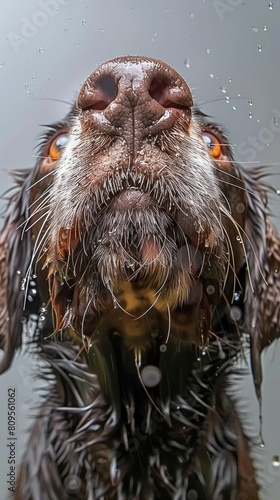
left=1, top=56, right=280, bottom=499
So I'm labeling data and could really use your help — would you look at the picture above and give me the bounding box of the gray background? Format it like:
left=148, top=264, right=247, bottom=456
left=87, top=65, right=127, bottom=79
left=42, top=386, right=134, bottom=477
left=0, top=0, right=280, bottom=498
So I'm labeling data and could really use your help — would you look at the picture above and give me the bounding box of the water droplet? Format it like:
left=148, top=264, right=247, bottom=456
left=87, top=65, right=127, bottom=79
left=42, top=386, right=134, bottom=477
left=190, top=12, right=194, bottom=19
left=187, top=487, right=198, bottom=498
left=220, top=86, right=227, bottom=94
left=184, top=58, right=190, bottom=68
left=64, top=474, right=82, bottom=492
left=205, top=48, right=211, bottom=54
left=272, top=455, right=280, bottom=467
left=0, top=62, right=4, bottom=68
left=260, top=441, right=265, bottom=448
left=140, top=365, right=162, bottom=387
left=64, top=28, right=68, bottom=32
left=160, top=344, right=167, bottom=352
left=230, top=306, right=242, bottom=322
left=210, top=73, right=214, bottom=79
left=248, top=100, right=253, bottom=106
left=249, top=112, right=253, bottom=119
left=232, top=106, right=237, bottom=111
left=252, top=26, right=258, bottom=32
left=39, top=47, right=44, bottom=54
left=274, top=116, right=279, bottom=127
left=16, top=270, right=21, bottom=275
left=263, top=25, right=268, bottom=31
left=269, top=2, right=273, bottom=10
left=206, top=285, right=215, bottom=295
left=237, top=91, right=241, bottom=97
left=258, top=45, right=262, bottom=52
left=236, top=202, right=245, bottom=214
left=228, top=76, right=232, bottom=83
left=225, top=96, right=230, bottom=104
left=75, top=41, right=79, bottom=47
left=82, top=19, right=87, bottom=25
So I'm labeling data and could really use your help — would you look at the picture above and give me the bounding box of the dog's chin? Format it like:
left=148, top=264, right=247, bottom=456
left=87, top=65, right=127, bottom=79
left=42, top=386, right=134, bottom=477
left=47, top=193, right=223, bottom=350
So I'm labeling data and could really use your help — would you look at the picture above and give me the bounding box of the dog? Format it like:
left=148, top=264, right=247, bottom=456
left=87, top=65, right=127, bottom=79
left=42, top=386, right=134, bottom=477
left=1, top=55, right=280, bottom=499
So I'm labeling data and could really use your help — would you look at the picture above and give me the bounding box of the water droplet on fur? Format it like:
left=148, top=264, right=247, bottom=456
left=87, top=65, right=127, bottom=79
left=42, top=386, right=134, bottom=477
left=140, top=365, right=162, bottom=387
left=187, top=490, right=198, bottom=500
left=160, top=344, right=167, bottom=352
left=16, top=270, right=21, bottom=275
left=64, top=475, right=82, bottom=493
left=269, top=2, right=273, bottom=10
left=21, top=278, right=27, bottom=291
left=236, top=202, right=245, bottom=213
left=230, top=306, right=242, bottom=322
left=276, top=189, right=280, bottom=195
left=260, top=441, right=265, bottom=448
left=206, top=285, right=215, bottom=295
left=272, top=455, right=280, bottom=467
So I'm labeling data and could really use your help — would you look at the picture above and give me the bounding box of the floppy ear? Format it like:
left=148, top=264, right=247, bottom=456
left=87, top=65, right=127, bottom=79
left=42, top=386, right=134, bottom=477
left=241, top=166, right=280, bottom=397
left=0, top=169, right=35, bottom=372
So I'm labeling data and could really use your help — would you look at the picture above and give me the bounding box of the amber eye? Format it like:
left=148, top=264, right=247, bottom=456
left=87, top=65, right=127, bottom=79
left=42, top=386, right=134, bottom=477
left=202, top=132, right=222, bottom=159
left=49, top=134, right=69, bottom=160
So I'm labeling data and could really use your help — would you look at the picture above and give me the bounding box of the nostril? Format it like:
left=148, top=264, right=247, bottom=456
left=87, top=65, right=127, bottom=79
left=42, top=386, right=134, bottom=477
left=149, top=77, right=191, bottom=110
left=83, top=75, right=118, bottom=111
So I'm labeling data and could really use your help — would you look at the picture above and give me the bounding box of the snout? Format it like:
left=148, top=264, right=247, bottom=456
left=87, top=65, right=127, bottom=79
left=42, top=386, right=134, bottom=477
left=77, top=56, right=193, bottom=152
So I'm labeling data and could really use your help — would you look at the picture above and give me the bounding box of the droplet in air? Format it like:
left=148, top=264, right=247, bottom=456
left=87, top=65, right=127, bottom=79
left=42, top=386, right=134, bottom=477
left=249, top=112, right=253, bottom=118
left=269, top=2, right=273, bottom=10
left=232, top=106, right=237, bottom=111
left=225, top=96, right=230, bottom=104
left=184, top=58, right=190, bottom=68
left=220, top=86, right=227, bottom=94
left=82, top=19, right=87, bottom=25
left=263, top=25, right=268, bottom=31
left=230, top=306, right=242, bottom=322
left=0, top=62, right=4, bottom=68
left=248, top=100, right=253, bottom=106
left=39, top=47, right=44, bottom=54
left=258, top=45, right=262, bottom=52
left=140, top=365, right=162, bottom=387
left=252, top=26, right=258, bottom=32
left=205, top=48, right=211, bottom=54
left=237, top=91, right=241, bottom=97
left=210, top=73, right=214, bottom=79
left=75, top=41, right=79, bottom=47
left=272, top=455, right=280, bottom=467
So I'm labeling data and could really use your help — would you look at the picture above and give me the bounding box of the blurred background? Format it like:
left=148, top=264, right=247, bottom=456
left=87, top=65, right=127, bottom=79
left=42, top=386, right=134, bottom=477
left=0, top=0, right=279, bottom=498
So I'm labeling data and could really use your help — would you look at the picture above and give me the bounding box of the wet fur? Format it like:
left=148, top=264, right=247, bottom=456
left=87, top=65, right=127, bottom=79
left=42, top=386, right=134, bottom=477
left=1, top=56, right=280, bottom=499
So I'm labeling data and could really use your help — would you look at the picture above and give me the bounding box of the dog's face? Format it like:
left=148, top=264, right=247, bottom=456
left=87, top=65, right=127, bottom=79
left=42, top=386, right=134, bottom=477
left=27, top=56, right=248, bottom=354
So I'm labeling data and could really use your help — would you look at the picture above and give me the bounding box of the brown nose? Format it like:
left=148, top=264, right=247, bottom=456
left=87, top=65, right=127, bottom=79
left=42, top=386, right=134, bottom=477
left=77, top=56, right=193, bottom=152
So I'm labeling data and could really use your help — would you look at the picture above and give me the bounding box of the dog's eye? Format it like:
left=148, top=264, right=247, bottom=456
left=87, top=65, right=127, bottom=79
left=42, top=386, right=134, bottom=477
left=49, top=133, right=69, bottom=160
left=202, top=132, right=221, bottom=159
